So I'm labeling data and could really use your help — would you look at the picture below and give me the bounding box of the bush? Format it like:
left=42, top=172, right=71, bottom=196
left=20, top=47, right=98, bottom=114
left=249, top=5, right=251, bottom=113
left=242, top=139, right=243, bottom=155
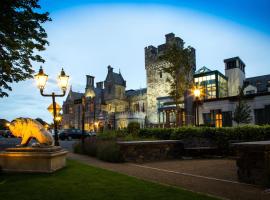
left=96, top=140, right=124, bottom=163
left=127, top=122, right=140, bottom=135
left=139, top=125, right=270, bottom=154
left=73, top=136, right=124, bottom=163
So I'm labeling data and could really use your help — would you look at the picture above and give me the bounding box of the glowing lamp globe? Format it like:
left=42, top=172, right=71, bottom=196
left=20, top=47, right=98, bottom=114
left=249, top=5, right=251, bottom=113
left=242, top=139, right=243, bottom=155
left=34, top=67, right=48, bottom=90
left=194, top=88, right=201, bottom=98
left=58, top=68, right=69, bottom=91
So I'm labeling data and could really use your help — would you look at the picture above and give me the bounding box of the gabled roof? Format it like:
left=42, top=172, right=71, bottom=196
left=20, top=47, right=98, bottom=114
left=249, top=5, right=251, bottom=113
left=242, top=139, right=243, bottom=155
left=245, top=74, right=270, bottom=93
left=126, top=88, right=147, bottom=97
left=67, top=90, right=83, bottom=101
left=105, top=68, right=126, bottom=86
left=195, top=66, right=212, bottom=74
left=112, top=72, right=126, bottom=86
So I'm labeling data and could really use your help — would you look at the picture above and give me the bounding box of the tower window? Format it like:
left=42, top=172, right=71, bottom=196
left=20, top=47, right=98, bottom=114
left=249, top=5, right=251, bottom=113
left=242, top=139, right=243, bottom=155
left=160, top=72, right=162, bottom=78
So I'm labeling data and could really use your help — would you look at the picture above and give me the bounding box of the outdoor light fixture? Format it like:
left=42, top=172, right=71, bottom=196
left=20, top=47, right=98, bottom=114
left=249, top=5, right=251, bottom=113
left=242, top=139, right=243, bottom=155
left=193, top=87, right=201, bottom=126
left=34, top=66, right=69, bottom=146
left=55, top=115, right=62, bottom=122
left=34, top=67, right=48, bottom=90
left=58, top=68, right=69, bottom=91
left=194, top=88, right=201, bottom=98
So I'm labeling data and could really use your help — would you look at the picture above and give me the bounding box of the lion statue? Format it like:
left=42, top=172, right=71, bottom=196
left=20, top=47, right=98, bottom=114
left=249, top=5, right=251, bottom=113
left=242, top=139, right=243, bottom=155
left=9, top=118, right=54, bottom=147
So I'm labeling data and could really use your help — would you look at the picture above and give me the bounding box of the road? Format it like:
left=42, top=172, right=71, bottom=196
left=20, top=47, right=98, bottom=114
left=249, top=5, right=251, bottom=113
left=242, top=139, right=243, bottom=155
left=0, top=137, right=77, bottom=151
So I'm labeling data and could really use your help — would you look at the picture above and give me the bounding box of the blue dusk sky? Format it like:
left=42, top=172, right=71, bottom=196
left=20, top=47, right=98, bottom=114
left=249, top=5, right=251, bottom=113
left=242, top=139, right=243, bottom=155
left=1, top=0, right=270, bottom=123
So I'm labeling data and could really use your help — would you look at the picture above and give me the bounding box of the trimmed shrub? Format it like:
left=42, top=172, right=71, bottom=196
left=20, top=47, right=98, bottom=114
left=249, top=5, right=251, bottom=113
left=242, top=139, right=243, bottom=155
left=96, top=140, right=124, bottom=163
left=127, top=122, right=140, bottom=135
left=139, top=125, right=270, bottom=154
left=73, top=136, right=124, bottom=163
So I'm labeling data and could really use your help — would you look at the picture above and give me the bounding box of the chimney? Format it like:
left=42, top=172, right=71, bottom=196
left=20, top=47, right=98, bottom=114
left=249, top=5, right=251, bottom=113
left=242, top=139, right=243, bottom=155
left=96, top=81, right=103, bottom=89
left=86, top=75, right=95, bottom=88
left=108, top=65, right=113, bottom=73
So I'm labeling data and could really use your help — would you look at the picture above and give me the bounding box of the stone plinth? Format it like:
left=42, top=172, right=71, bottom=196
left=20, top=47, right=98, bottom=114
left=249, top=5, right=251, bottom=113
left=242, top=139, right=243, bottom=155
left=0, top=146, right=68, bottom=173
left=117, top=140, right=183, bottom=163
left=234, top=141, right=270, bottom=186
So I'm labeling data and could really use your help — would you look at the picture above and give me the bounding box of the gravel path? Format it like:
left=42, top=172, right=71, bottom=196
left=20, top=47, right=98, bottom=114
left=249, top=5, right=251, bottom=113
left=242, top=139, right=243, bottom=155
left=68, top=153, right=270, bottom=200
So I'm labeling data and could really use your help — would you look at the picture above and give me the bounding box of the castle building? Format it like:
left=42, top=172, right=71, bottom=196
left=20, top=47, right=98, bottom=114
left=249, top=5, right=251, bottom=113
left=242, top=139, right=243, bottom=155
left=62, top=33, right=270, bottom=130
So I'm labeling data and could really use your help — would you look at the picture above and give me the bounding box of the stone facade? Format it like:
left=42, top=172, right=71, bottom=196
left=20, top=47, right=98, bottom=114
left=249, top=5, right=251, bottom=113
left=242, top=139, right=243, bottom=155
left=62, top=66, right=147, bottom=130
left=62, top=33, right=197, bottom=129
left=145, top=33, right=196, bottom=125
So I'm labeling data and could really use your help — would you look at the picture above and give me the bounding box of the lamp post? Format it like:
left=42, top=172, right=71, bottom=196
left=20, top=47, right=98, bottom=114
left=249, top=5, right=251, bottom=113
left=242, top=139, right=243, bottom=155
left=193, top=88, right=201, bottom=126
left=82, top=88, right=95, bottom=144
left=34, top=67, right=69, bottom=146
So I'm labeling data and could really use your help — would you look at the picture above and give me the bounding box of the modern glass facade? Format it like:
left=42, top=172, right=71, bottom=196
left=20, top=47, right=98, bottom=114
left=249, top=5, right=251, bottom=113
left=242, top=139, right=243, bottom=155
left=194, top=67, right=228, bottom=99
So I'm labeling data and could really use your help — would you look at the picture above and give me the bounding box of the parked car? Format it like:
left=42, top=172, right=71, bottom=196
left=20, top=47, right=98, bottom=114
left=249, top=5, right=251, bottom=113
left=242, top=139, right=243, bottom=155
left=86, top=131, right=96, bottom=137
left=59, top=129, right=82, bottom=140
left=0, top=130, right=14, bottom=138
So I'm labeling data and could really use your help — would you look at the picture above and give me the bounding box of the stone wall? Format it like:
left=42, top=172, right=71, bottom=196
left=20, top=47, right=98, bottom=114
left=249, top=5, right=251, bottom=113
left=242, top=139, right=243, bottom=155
left=234, top=141, right=270, bottom=186
left=117, top=140, right=183, bottom=163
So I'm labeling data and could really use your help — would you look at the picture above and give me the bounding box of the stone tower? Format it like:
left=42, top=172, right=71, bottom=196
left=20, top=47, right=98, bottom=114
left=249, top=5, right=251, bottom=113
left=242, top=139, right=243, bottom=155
left=224, top=57, right=246, bottom=96
left=145, top=33, right=196, bottom=125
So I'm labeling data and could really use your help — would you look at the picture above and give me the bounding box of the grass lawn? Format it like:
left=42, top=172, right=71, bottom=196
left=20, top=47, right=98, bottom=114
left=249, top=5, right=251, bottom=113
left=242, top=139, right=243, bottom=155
left=0, top=160, right=219, bottom=200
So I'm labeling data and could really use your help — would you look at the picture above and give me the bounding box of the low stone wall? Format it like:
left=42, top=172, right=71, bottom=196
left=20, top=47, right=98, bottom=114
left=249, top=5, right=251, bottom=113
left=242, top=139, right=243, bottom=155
left=234, top=141, right=270, bottom=186
left=117, top=140, right=183, bottom=163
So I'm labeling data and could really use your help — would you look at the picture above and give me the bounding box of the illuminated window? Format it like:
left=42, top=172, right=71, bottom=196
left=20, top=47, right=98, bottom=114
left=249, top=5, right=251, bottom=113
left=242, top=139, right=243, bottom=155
left=194, top=78, right=198, bottom=83
left=215, top=113, right=222, bottom=128
left=211, top=74, right=215, bottom=80
left=182, top=111, right=186, bottom=125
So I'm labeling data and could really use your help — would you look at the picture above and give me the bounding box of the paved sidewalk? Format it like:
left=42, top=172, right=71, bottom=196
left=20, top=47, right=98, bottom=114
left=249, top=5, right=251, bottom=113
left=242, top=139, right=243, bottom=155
left=68, top=153, right=270, bottom=200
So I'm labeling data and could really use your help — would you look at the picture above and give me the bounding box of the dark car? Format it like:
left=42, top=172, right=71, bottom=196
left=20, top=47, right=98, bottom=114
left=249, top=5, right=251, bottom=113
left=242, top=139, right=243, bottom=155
left=0, top=130, right=14, bottom=138
left=59, top=129, right=82, bottom=140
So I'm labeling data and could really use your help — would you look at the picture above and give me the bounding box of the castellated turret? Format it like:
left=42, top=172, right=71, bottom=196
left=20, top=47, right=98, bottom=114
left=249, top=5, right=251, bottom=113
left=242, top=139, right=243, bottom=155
left=145, top=33, right=196, bottom=125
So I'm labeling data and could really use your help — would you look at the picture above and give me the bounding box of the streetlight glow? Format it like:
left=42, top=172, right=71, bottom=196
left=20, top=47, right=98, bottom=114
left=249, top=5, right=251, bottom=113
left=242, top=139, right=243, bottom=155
left=58, top=68, right=69, bottom=91
left=34, top=67, right=48, bottom=90
left=193, top=88, right=201, bottom=98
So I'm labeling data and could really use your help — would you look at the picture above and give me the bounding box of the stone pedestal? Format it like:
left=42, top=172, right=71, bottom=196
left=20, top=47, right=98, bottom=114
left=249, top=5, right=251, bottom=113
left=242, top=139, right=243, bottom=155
left=234, top=141, right=270, bottom=186
left=0, top=146, right=68, bottom=173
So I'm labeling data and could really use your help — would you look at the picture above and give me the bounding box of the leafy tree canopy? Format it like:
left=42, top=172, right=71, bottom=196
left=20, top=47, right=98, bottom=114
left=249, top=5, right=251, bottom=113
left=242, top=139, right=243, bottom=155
left=0, top=0, right=51, bottom=97
left=159, top=44, right=195, bottom=106
left=233, top=87, right=252, bottom=125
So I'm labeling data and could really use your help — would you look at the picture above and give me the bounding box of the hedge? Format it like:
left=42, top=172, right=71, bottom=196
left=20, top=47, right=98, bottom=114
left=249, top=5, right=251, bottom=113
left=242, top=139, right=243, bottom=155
left=139, top=125, right=270, bottom=154
left=139, top=125, right=270, bottom=141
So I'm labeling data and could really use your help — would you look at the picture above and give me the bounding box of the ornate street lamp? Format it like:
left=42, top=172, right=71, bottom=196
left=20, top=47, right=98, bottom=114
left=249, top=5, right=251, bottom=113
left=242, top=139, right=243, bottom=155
left=34, top=67, right=69, bottom=146
left=193, top=87, right=201, bottom=126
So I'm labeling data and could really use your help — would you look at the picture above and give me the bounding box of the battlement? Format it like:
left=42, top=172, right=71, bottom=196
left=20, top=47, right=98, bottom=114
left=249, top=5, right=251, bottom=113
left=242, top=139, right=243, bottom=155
left=145, top=33, right=185, bottom=65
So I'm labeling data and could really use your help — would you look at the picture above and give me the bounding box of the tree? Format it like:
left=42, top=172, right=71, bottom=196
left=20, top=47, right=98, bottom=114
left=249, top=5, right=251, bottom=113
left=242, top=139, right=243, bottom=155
left=0, top=0, right=51, bottom=97
left=159, top=43, right=195, bottom=125
left=0, top=119, right=10, bottom=130
left=233, top=87, right=252, bottom=125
